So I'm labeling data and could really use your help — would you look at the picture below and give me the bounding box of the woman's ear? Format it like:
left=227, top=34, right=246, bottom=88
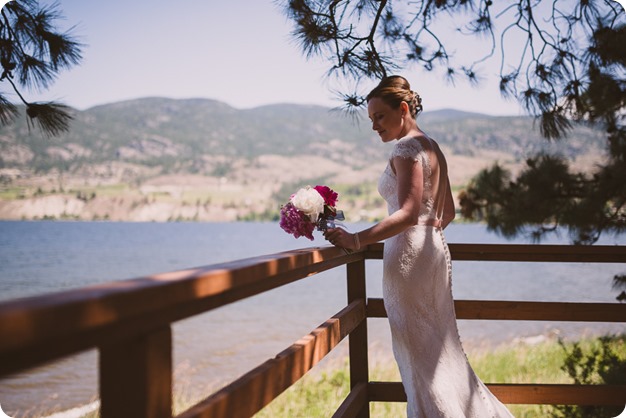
left=400, top=101, right=410, bottom=117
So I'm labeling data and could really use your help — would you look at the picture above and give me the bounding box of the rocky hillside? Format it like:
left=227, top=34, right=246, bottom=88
left=0, top=98, right=608, bottom=222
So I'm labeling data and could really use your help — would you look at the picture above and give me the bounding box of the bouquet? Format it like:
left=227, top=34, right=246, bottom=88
left=279, top=185, right=345, bottom=240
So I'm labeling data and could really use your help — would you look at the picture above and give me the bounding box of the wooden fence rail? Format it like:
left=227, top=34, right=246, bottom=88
left=0, top=243, right=625, bottom=417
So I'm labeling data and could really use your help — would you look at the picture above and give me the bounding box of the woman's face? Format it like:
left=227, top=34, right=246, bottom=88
left=367, top=97, right=404, bottom=142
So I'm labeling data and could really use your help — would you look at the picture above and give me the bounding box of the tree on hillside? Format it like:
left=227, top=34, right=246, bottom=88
left=0, top=0, right=82, bottom=137
left=282, top=0, right=625, bottom=245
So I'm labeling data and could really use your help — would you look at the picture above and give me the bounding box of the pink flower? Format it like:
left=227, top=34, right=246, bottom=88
left=279, top=203, right=315, bottom=240
left=314, top=185, right=338, bottom=207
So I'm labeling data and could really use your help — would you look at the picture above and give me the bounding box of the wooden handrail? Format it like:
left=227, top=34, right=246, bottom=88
left=0, top=242, right=624, bottom=417
left=366, top=242, right=626, bottom=262
left=0, top=246, right=364, bottom=376
left=367, top=298, right=626, bottom=322
left=367, top=382, right=626, bottom=405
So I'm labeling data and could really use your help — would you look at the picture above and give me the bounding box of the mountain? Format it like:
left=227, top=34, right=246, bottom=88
left=419, top=108, right=490, bottom=121
left=0, top=98, right=606, bottom=173
left=0, top=98, right=609, bottom=222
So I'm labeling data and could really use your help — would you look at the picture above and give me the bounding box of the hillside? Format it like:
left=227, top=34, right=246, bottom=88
left=0, top=98, right=608, bottom=222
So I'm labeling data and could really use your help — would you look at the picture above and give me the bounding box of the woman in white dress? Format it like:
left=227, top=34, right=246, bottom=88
left=323, top=75, right=514, bottom=417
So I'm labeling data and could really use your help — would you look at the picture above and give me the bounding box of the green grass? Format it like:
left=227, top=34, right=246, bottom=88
left=0, top=186, right=28, bottom=199
left=251, top=335, right=626, bottom=418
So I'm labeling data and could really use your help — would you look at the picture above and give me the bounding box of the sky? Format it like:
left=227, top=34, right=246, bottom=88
left=13, top=0, right=620, bottom=116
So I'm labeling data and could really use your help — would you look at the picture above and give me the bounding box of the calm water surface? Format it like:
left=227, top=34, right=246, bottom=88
left=0, top=221, right=624, bottom=417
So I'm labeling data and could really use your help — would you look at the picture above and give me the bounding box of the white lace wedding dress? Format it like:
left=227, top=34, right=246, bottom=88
left=378, top=136, right=514, bottom=417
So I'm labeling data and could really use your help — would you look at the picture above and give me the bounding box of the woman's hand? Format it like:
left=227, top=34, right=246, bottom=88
left=323, top=227, right=359, bottom=250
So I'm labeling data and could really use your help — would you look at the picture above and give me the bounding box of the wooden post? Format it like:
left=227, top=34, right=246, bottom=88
left=100, top=325, right=173, bottom=418
left=347, top=259, right=369, bottom=418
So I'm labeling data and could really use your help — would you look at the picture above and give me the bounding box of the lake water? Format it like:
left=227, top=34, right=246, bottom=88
left=0, top=221, right=624, bottom=417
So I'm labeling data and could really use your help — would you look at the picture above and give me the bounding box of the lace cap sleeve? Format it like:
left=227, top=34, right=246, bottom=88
left=390, top=137, right=424, bottom=162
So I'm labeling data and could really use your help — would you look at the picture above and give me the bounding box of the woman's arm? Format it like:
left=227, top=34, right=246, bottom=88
left=324, top=156, right=423, bottom=250
left=441, top=180, right=455, bottom=229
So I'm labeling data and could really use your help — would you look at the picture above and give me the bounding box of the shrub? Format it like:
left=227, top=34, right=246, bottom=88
left=549, top=334, right=626, bottom=418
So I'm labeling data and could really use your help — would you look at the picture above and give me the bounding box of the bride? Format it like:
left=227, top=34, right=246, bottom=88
left=323, top=75, right=514, bottom=417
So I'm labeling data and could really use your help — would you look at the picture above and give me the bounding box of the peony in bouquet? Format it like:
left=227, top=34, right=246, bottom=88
left=279, top=185, right=345, bottom=240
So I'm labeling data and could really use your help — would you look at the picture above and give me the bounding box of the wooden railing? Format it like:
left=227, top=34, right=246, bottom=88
left=0, top=243, right=625, bottom=417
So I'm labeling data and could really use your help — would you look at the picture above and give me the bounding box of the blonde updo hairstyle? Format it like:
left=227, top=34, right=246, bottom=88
left=366, top=75, right=423, bottom=118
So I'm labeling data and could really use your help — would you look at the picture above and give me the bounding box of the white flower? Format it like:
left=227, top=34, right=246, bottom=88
left=290, top=186, right=325, bottom=222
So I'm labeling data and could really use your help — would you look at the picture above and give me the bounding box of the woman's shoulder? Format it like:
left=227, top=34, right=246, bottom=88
left=390, top=135, right=427, bottom=161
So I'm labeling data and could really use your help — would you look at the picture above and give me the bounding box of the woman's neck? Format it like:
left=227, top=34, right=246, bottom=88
left=397, top=119, right=421, bottom=140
